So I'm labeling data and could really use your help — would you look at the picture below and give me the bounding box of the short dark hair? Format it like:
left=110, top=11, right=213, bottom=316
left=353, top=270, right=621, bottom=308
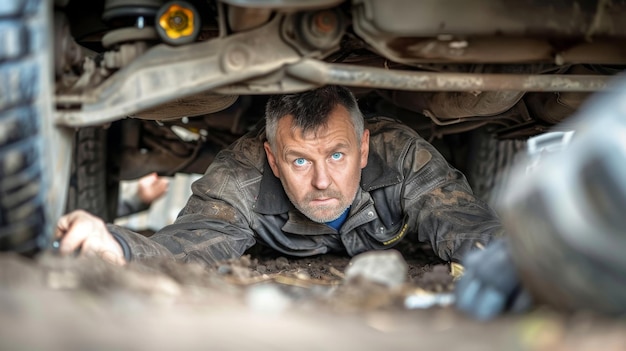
left=265, top=86, right=364, bottom=149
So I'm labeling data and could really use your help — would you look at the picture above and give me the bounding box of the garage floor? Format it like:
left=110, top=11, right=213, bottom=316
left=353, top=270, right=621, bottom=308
left=1, top=247, right=624, bottom=351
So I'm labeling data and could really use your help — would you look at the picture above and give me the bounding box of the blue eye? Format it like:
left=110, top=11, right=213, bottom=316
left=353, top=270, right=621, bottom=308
left=331, top=152, right=343, bottom=160
left=294, top=158, right=307, bottom=166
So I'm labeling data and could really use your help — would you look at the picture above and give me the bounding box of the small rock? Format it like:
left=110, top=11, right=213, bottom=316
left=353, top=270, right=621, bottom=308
left=294, top=270, right=310, bottom=280
left=275, top=257, right=289, bottom=270
left=344, top=250, right=408, bottom=288
left=239, top=255, right=252, bottom=267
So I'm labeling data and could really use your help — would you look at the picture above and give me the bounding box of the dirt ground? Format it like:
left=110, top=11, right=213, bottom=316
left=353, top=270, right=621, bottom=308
left=1, top=238, right=625, bottom=351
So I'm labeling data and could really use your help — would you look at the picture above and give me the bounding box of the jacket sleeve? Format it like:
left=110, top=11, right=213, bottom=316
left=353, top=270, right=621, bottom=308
left=108, top=153, right=258, bottom=267
left=402, top=138, right=504, bottom=262
left=116, top=193, right=150, bottom=218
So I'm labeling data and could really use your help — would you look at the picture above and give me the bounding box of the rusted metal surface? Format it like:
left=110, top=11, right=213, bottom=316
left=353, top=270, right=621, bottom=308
left=131, top=92, right=237, bottom=120
left=354, top=0, right=626, bottom=37
left=386, top=37, right=554, bottom=64
left=227, top=5, right=272, bottom=32
left=381, top=90, right=525, bottom=119
left=286, top=59, right=611, bottom=92
left=352, top=0, right=626, bottom=65
left=55, top=16, right=304, bottom=127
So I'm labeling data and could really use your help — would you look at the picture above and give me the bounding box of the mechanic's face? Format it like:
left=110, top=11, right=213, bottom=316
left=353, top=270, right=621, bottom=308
left=264, top=105, right=369, bottom=223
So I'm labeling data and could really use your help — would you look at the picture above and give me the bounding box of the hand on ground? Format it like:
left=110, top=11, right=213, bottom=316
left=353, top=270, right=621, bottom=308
left=55, top=210, right=126, bottom=265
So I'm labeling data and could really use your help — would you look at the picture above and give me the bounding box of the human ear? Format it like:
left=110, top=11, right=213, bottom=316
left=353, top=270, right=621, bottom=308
left=264, top=141, right=281, bottom=178
left=360, top=129, right=370, bottom=168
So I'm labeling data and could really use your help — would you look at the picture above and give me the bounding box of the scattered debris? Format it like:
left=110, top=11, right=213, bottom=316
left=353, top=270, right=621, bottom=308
left=344, top=250, right=408, bottom=288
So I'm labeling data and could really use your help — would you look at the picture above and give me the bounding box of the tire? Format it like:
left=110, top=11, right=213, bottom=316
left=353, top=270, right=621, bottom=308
left=0, top=0, right=52, bottom=254
left=65, top=127, right=120, bottom=222
left=466, top=130, right=526, bottom=207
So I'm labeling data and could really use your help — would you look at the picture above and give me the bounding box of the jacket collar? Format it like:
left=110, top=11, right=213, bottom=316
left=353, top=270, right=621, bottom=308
left=254, top=150, right=402, bottom=215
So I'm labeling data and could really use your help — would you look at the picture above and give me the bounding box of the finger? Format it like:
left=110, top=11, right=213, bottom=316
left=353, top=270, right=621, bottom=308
left=54, top=209, right=90, bottom=239
left=54, top=213, right=71, bottom=239
left=58, top=215, right=103, bottom=255
left=472, top=287, right=507, bottom=321
left=157, top=177, right=169, bottom=189
left=140, top=172, right=158, bottom=186
left=156, top=179, right=169, bottom=194
left=58, top=220, right=90, bottom=255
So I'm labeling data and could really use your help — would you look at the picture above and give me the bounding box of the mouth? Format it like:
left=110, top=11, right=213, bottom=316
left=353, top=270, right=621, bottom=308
left=310, top=197, right=337, bottom=205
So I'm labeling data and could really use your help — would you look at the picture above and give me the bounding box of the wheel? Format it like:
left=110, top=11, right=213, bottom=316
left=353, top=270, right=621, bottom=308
left=466, top=130, right=526, bottom=207
left=65, top=127, right=120, bottom=222
left=0, top=0, right=53, bottom=254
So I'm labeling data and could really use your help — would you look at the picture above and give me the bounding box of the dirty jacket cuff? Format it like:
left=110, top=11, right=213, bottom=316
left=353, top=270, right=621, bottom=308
left=105, top=224, right=175, bottom=262
left=107, top=224, right=132, bottom=261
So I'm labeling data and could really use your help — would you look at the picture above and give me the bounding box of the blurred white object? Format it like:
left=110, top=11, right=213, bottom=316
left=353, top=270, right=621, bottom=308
left=245, top=284, right=292, bottom=315
left=524, top=131, right=575, bottom=174
left=404, top=290, right=455, bottom=309
left=501, top=89, right=626, bottom=262
left=498, top=75, right=626, bottom=314
left=115, top=173, right=202, bottom=231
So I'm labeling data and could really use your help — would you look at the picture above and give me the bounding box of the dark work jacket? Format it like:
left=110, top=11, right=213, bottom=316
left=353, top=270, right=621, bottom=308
left=108, top=117, right=503, bottom=266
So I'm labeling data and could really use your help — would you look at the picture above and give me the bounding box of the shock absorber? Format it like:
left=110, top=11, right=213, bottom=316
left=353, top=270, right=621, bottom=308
left=101, top=0, right=162, bottom=48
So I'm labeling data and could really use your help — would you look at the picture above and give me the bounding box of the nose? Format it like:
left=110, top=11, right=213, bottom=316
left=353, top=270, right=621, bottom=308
left=311, top=162, right=332, bottom=190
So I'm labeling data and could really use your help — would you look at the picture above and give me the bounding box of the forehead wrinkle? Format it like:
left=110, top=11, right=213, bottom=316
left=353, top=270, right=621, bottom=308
left=275, top=110, right=358, bottom=161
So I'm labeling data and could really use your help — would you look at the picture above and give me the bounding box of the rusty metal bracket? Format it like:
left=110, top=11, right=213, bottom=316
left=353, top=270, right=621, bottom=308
left=55, top=15, right=302, bottom=127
